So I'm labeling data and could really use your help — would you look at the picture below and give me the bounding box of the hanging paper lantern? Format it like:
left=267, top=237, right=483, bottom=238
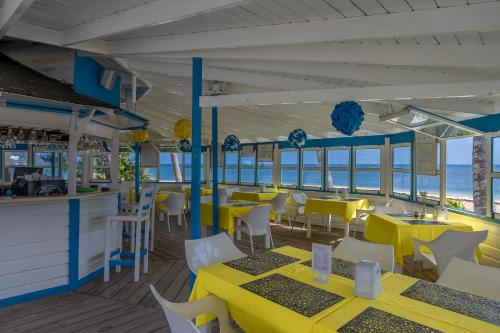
left=178, top=139, right=192, bottom=152
left=223, top=134, right=240, bottom=151
left=131, top=130, right=148, bottom=143
left=331, top=101, right=364, bottom=136
left=288, top=129, right=307, bottom=149
left=173, top=119, right=192, bottom=139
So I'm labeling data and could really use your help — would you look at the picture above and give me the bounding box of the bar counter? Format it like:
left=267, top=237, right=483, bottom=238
left=0, top=190, right=120, bottom=307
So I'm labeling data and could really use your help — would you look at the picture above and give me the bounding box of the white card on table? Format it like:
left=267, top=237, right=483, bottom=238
left=312, top=243, right=332, bottom=282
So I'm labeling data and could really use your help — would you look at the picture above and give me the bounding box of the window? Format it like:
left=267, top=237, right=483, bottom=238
left=392, top=146, right=411, bottom=198
left=493, top=137, right=500, bottom=173
left=301, top=149, right=322, bottom=188
left=280, top=150, right=298, bottom=187
left=240, top=149, right=256, bottom=184
left=416, top=142, right=440, bottom=203
left=141, top=167, right=158, bottom=182
left=354, top=148, right=381, bottom=192
left=257, top=160, right=273, bottom=185
left=33, top=152, right=59, bottom=177
left=91, top=154, right=111, bottom=182
left=446, top=137, right=473, bottom=212
left=59, top=153, right=81, bottom=182
left=3, top=150, right=28, bottom=181
left=493, top=178, right=500, bottom=215
left=184, top=153, right=205, bottom=182
left=327, top=149, right=350, bottom=190
left=160, top=152, right=181, bottom=182
left=224, top=152, right=238, bottom=183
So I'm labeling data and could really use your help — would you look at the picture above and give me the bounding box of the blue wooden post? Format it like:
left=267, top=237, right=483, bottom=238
left=51, top=152, right=56, bottom=177
left=212, top=107, right=219, bottom=234
left=190, top=57, right=203, bottom=288
left=134, top=142, right=141, bottom=202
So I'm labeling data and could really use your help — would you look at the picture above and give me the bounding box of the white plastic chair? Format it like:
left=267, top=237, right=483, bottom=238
left=270, top=192, right=289, bottom=226
left=351, top=208, right=375, bottom=238
left=236, top=205, right=274, bottom=256
left=436, top=257, right=500, bottom=300
left=333, top=238, right=395, bottom=272
left=150, top=285, right=235, bottom=333
left=291, top=192, right=308, bottom=231
left=185, top=233, right=246, bottom=275
left=159, top=192, right=188, bottom=232
left=412, top=229, right=488, bottom=276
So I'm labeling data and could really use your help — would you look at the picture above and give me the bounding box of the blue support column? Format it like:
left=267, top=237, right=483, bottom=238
left=51, top=153, right=56, bottom=177
left=68, top=199, right=80, bottom=289
left=134, top=142, right=141, bottom=202
left=190, top=57, right=203, bottom=288
left=212, top=107, right=219, bottom=234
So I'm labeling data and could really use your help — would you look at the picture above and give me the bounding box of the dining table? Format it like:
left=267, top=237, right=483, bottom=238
left=364, top=213, right=477, bottom=268
left=190, top=246, right=499, bottom=333
left=231, top=191, right=284, bottom=203
left=304, top=197, right=370, bottom=238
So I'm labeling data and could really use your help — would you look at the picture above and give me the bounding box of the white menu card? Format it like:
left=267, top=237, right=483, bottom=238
left=312, top=243, right=332, bottom=283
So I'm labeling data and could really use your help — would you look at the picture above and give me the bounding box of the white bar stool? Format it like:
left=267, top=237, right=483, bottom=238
left=104, top=186, right=154, bottom=282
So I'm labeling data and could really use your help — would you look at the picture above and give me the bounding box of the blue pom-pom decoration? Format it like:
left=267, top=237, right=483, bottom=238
left=223, top=135, right=240, bottom=151
left=178, top=139, right=192, bottom=152
left=331, top=101, right=364, bottom=136
left=288, top=129, right=307, bottom=149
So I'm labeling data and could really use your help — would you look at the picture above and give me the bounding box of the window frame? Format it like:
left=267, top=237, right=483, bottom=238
left=416, top=140, right=441, bottom=205
left=300, top=148, right=323, bottom=190
left=223, top=151, right=239, bottom=184
left=391, top=144, right=412, bottom=200
left=326, top=147, right=351, bottom=192
left=239, top=147, right=256, bottom=185
left=90, top=153, right=111, bottom=183
left=279, top=149, right=299, bottom=189
left=353, top=146, right=382, bottom=194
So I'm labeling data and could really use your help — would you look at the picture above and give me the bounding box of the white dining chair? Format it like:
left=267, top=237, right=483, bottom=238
left=291, top=192, right=308, bottom=231
left=333, top=238, right=395, bottom=272
left=412, top=229, right=488, bottom=276
left=159, top=192, right=188, bottom=232
left=436, top=257, right=500, bottom=300
left=185, top=233, right=246, bottom=275
left=236, top=205, right=274, bottom=256
left=270, top=192, right=290, bottom=226
left=150, top=285, right=236, bottom=333
left=350, top=208, right=375, bottom=238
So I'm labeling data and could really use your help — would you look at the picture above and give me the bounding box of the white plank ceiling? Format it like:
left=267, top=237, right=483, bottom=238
left=0, top=0, right=499, bottom=142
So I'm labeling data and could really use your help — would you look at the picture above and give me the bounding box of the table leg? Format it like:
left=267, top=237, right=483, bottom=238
left=177, top=214, right=182, bottom=226
left=306, top=215, right=311, bottom=239
left=344, top=221, right=350, bottom=238
left=265, top=232, right=270, bottom=249
left=327, top=214, right=332, bottom=232
left=236, top=218, right=242, bottom=240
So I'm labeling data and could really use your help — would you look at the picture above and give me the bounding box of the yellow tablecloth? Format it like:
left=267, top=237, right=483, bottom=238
left=365, top=213, right=475, bottom=266
left=231, top=191, right=281, bottom=202
left=200, top=201, right=273, bottom=234
left=190, top=246, right=356, bottom=333
left=185, top=187, right=213, bottom=197
left=304, top=198, right=370, bottom=223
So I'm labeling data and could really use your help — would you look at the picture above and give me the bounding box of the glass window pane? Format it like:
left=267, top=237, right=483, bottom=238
left=493, top=178, right=500, bottom=214
left=416, top=175, right=440, bottom=201
left=302, top=150, right=320, bottom=167
left=159, top=152, right=182, bottom=182
left=224, top=168, right=238, bottom=183
left=225, top=152, right=238, bottom=166
left=280, top=151, right=298, bottom=166
left=141, top=168, right=158, bottom=181
left=240, top=169, right=255, bottom=183
left=393, top=172, right=411, bottom=196
left=327, top=170, right=350, bottom=189
left=446, top=137, right=473, bottom=211
left=328, top=149, right=350, bottom=168
left=356, top=148, right=380, bottom=168
left=393, top=146, right=411, bottom=169
left=493, top=137, right=500, bottom=173
left=355, top=171, right=380, bottom=191
left=257, top=168, right=273, bottom=184
left=4, top=151, right=28, bottom=166
left=281, top=169, right=298, bottom=186
left=302, top=170, right=321, bottom=187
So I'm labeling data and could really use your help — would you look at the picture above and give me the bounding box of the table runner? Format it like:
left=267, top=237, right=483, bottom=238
left=224, top=251, right=300, bottom=276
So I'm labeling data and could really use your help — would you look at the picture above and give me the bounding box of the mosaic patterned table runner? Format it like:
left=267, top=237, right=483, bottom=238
left=240, top=273, right=344, bottom=317
left=320, top=196, right=339, bottom=200
left=342, top=198, right=362, bottom=202
left=300, top=258, right=357, bottom=280
left=223, top=251, right=300, bottom=276
left=403, top=219, right=448, bottom=226
left=230, top=202, right=257, bottom=207
left=338, top=306, right=443, bottom=333
left=401, top=280, right=500, bottom=326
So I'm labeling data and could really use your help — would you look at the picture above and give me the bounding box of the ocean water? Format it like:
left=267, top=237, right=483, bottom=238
left=159, top=163, right=500, bottom=201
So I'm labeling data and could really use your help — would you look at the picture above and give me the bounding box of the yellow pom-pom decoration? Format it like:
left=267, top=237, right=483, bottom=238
left=131, top=130, right=148, bottom=143
left=173, top=119, right=192, bottom=139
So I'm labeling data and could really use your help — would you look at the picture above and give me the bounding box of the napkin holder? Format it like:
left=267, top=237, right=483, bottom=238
left=343, top=188, right=350, bottom=199
left=354, top=260, right=381, bottom=299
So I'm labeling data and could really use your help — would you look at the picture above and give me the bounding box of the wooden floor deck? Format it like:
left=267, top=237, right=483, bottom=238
left=0, top=219, right=436, bottom=333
